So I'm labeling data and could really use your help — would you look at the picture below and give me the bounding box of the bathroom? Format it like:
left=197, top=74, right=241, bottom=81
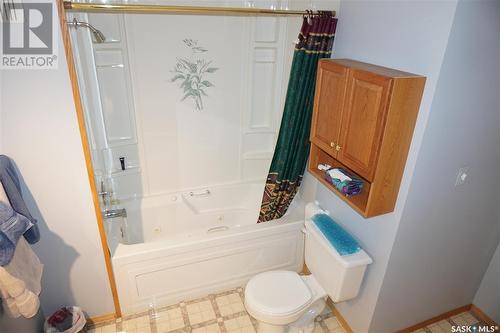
left=0, top=0, right=499, bottom=333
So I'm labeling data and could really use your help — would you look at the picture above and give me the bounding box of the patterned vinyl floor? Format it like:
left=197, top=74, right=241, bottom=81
left=84, top=287, right=493, bottom=333
left=84, top=287, right=346, bottom=333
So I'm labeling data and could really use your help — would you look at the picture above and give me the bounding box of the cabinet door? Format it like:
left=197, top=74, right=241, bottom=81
left=337, top=69, right=392, bottom=181
left=310, top=61, right=348, bottom=156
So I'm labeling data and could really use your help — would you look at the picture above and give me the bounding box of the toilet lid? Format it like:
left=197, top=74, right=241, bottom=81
left=245, top=271, right=312, bottom=316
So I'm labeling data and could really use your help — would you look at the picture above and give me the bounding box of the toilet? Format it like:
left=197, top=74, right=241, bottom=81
left=244, top=203, right=373, bottom=333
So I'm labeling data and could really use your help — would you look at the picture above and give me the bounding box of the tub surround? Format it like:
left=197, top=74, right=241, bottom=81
left=73, top=6, right=296, bottom=201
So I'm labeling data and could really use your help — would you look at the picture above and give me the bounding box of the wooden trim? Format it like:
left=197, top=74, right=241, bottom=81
left=365, top=76, right=425, bottom=217
left=56, top=0, right=122, bottom=318
left=88, top=313, right=116, bottom=324
left=326, top=298, right=354, bottom=333
left=396, top=305, right=472, bottom=333
left=471, top=304, right=499, bottom=327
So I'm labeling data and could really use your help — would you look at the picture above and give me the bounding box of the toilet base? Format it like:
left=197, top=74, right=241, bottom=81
left=257, top=321, right=286, bottom=333
left=288, top=322, right=316, bottom=333
left=256, top=320, right=319, bottom=333
left=253, top=298, right=326, bottom=333
left=288, top=298, right=325, bottom=333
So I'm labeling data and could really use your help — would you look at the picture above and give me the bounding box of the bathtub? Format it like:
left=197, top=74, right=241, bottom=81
left=108, top=182, right=305, bottom=314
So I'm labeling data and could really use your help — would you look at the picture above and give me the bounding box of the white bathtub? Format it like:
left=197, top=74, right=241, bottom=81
left=108, top=182, right=305, bottom=314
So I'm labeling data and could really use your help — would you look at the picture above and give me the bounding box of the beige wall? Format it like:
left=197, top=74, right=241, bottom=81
left=371, top=1, right=500, bottom=331
left=474, top=241, right=500, bottom=323
left=0, top=2, right=114, bottom=317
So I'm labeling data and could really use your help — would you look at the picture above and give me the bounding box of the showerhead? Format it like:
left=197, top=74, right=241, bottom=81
left=67, top=18, right=106, bottom=43
left=90, top=28, right=106, bottom=43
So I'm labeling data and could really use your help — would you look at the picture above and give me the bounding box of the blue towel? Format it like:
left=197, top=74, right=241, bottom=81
left=0, top=202, right=34, bottom=265
left=0, top=155, right=40, bottom=245
left=311, top=213, right=361, bottom=256
left=325, top=168, right=364, bottom=196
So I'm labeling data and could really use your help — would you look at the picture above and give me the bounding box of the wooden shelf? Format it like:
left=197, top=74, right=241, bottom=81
left=309, top=144, right=371, bottom=217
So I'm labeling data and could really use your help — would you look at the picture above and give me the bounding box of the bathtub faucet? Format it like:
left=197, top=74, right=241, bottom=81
left=99, top=180, right=113, bottom=208
left=102, top=208, right=127, bottom=219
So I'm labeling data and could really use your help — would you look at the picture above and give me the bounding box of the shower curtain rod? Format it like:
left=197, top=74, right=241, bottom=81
left=63, top=2, right=335, bottom=16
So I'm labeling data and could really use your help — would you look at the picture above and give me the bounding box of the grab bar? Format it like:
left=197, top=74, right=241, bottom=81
left=188, top=189, right=211, bottom=197
left=207, top=226, right=229, bottom=233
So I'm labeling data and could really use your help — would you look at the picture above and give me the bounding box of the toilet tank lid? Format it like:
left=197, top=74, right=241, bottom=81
left=306, top=220, right=373, bottom=268
left=311, top=213, right=361, bottom=256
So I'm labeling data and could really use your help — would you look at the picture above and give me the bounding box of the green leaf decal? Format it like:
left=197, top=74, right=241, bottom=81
left=205, top=67, right=219, bottom=73
left=171, top=74, right=185, bottom=82
left=170, top=39, right=219, bottom=111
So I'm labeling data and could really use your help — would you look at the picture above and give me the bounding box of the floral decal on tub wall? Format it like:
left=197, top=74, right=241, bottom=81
left=171, top=39, right=219, bottom=111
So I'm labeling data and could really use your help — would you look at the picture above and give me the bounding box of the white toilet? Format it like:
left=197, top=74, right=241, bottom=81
left=244, top=204, right=373, bottom=333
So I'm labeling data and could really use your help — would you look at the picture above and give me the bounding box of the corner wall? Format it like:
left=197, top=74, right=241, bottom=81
left=0, top=3, right=114, bottom=317
left=474, top=241, right=500, bottom=323
left=299, top=1, right=459, bottom=332
left=369, top=0, right=500, bottom=331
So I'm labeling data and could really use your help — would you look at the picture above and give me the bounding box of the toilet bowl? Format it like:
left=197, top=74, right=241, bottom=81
left=244, top=202, right=373, bottom=333
left=245, top=271, right=326, bottom=333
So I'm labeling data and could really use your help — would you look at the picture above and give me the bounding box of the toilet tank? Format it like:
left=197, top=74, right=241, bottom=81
left=304, top=206, right=372, bottom=302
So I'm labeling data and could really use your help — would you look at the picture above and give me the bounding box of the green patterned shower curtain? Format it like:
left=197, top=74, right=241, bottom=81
left=258, top=12, right=338, bottom=223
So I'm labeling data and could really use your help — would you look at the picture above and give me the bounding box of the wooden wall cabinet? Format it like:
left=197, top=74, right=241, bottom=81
left=309, top=59, right=426, bottom=218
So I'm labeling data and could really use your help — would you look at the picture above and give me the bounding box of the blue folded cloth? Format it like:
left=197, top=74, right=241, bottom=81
left=325, top=168, right=363, bottom=196
left=0, top=201, right=34, bottom=265
left=0, top=155, right=40, bottom=245
left=311, top=213, right=361, bottom=256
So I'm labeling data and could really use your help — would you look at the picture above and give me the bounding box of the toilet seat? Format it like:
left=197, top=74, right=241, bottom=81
left=245, top=271, right=313, bottom=325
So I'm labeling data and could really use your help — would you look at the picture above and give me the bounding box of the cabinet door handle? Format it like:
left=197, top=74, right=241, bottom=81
left=335, top=145, right=342, bottom=151
left=330, top=142, right=336, bottom=148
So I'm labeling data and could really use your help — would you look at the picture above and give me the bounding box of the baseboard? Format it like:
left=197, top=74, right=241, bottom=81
left=326, top=298, right=354, bottom=333
left=395, top=303, right=497, bottom=333
left=470, top=304, right=499, bottom=327
left=87, top=313, right=117, bottom=325
left=396, top=304, right=472, bottom=333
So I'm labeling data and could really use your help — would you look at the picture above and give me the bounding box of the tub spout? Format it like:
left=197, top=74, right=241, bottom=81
left=102, top=208, right=127, bottom=219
